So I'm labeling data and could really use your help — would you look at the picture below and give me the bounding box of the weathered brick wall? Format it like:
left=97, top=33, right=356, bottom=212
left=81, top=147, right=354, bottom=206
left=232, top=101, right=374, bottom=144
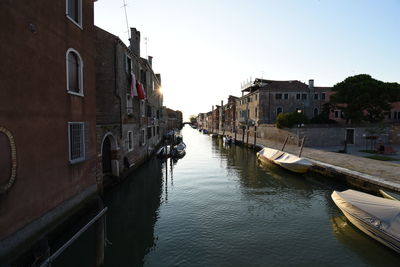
left=95, top=28, right=121, bottom=125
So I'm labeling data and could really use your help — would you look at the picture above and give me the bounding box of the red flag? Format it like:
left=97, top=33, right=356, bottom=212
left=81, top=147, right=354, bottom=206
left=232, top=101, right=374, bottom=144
left=137, top=83, right=146, bottom=100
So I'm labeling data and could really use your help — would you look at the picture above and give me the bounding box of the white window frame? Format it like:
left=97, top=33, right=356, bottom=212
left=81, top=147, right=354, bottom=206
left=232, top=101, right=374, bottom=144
left=66, top=48, right=84, bottom=96
left=66, top=0, right=83, bottom=29
left=68, top=122, right=85, bottom=164
left=127, top=131, right=133, bottom=151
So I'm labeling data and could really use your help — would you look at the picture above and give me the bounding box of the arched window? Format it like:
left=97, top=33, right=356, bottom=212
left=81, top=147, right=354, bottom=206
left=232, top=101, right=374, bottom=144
left=314, top=108, right=319, bottom=117
left=66, top=49, right=83, bottom=95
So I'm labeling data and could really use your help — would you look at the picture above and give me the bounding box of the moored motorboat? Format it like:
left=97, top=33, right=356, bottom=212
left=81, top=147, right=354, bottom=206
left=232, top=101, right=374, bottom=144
left=172, top=142, right=186, bottom=158
left=331, top=189, right=400, bottom=253
left=223, top=136, right=233, bottom=145
left=257, top=147, right=312, bottom=173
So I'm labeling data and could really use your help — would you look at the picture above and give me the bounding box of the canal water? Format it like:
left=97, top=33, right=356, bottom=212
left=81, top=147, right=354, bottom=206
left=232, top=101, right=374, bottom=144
left=55, top=125, right=399, bottom=266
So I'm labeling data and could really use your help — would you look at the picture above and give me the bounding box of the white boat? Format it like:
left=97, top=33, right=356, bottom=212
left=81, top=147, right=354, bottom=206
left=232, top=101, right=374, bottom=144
left=331, top=189, right=400, bottom=253
left=256, top=147, right=312, bottom=173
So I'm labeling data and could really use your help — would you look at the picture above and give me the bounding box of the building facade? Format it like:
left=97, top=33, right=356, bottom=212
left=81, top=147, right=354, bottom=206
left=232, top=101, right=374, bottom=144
left=236, top=78, right=331, bottom=128
left=0, top=0, right=98, bottom=261
left=95, top=27, right=164, bottom=180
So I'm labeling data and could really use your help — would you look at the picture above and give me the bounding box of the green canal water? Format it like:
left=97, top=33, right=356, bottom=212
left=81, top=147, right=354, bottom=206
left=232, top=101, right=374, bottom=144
left=55, top=125, right=399, bottom=266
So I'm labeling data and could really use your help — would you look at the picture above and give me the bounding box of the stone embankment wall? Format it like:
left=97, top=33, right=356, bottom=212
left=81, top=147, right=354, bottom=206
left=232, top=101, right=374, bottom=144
left=205, top=123, right=393, bottom=148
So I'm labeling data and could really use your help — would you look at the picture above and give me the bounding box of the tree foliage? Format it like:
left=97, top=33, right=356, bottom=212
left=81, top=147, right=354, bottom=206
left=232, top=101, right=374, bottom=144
left=276, top=112, right=308, bottom=129
left=309, top=103, right=337, bottom=124
left=330, top=74, right=400, bottom=123
left=189, top=115, right=197, bottom=124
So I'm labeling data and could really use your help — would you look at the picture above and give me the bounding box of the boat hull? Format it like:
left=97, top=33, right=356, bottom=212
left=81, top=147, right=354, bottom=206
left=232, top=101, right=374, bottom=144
left=257, top=147, right=312, bottom=174
left=332, top=190, right=400, bottom=254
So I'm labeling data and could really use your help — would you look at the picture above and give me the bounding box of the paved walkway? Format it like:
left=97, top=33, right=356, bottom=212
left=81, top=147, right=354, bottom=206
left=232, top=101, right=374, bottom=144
left=232, top=132, right=400, bottom=191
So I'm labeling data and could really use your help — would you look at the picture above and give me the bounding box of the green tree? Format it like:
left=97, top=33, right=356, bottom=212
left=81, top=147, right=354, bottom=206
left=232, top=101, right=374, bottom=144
left=189, top=115, right=197, bottom=124
left=330, top=74, right=400, bottom=123
left=276, top=112, right=308, bottom=129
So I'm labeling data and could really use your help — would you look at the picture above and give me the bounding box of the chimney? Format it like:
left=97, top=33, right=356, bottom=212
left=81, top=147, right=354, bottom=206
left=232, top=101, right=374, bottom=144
left=308, top=79, right=314, bottom=89
left=148, top=56, right=153, bottom=67
left=129, top=28, right=140, bottom=57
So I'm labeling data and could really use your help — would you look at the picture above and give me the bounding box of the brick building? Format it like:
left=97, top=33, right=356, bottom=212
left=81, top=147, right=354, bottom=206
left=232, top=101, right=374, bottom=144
left=0, top=0, right=98, bottom=262
left=219, top=95, right=238, bottom=133
left=95, top=27, right=164, bottom=180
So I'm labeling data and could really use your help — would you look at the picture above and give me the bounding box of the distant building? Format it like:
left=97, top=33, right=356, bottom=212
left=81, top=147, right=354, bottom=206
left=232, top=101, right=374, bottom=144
left=197, top=113, right=206, bottom=129
left=0, top=0, right=97, bottom=261
left=236, top=78, right=331, bottom=128
left=220, top=95, right=239, bottom=133
left=165, top=108, right=183, bottom=130
left=212, top=105, right=220, bottom=132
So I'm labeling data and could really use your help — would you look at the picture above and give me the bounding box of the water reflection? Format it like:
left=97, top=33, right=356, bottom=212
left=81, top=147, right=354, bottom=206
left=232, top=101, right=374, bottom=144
left=330, top=215, right=399, bottom=265
left=103, top=158, right=163, bottom=266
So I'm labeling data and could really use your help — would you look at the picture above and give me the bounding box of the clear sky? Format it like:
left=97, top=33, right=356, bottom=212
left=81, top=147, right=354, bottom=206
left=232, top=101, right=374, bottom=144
left=94, top=0, right=400, bottom=120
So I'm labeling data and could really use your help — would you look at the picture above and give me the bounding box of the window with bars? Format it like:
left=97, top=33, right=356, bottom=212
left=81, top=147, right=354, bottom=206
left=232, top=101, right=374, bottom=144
left=66, top=0, right=82, bottom=27
left=68, top=122, right=85, bottom=163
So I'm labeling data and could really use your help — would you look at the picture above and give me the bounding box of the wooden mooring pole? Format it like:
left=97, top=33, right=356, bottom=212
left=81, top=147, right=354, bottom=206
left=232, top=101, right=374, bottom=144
left=246, top=128, right=249, bottom=145
left=253, top=126, right=257, bottom=147
left=299, top=137, right=306, bottom=157
left=281, top=136, right=289, bottom=151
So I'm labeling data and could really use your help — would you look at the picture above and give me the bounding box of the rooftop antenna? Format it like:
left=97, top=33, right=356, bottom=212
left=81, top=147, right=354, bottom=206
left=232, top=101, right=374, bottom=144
left=121, top=0, right=130, bottom=39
